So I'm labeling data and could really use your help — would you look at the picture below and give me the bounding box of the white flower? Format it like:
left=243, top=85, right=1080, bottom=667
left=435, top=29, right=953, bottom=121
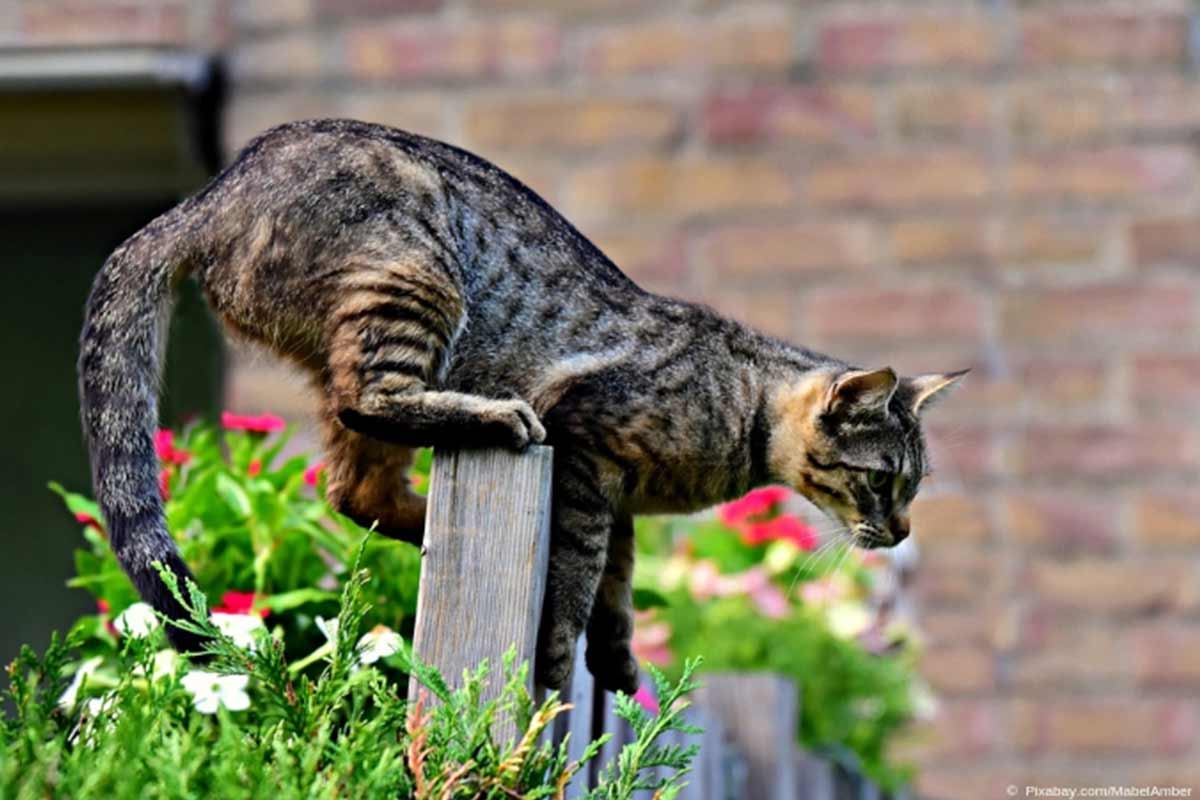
left=826, top=602, right=872, bottom=640
left=180, top=671, right=251, bottom=714
left=315, top=615, right=339, bottom=643
left=113, top=602, right=159, bottom=638
left=357, top=625, right=401, bottom=665
left=69, top=692, right=118, bottom=746
left=211, top=612, right=265, bottom=651
left=58, top=656, right=104, bottom=710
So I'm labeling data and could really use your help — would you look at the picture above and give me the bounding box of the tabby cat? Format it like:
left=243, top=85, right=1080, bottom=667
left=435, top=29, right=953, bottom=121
left=79, top=119, right=964, bottom=693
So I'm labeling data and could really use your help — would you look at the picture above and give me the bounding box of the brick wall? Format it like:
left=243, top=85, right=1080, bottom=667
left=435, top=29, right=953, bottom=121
left=11, top=0, right=1200, bottom=796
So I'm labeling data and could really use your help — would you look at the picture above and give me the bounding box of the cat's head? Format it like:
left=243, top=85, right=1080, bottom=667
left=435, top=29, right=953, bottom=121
left=769, top=367, right=966, bottom=549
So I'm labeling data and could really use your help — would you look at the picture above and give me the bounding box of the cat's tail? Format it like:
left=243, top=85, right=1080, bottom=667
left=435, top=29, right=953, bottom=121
left=77, top=204, right=205, bottom=652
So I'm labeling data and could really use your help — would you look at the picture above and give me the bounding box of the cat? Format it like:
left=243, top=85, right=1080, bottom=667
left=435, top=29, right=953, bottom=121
left=78, top=118, right=965, bottom=693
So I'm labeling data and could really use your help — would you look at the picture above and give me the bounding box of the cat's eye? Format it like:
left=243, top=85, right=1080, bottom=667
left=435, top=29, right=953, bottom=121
left=867, top=470, right=892, bottom=491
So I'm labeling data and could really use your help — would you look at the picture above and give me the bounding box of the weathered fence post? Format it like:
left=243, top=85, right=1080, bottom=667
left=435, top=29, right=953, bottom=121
left=699, top=673, right=798, bottom=800
left=409, top=446, right=553, bottom=711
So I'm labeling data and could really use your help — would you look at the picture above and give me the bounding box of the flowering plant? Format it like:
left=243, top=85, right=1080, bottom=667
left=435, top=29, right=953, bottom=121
left=631, top=487, right=931, bottom=790
left=51, top=417, right=425, bottom=673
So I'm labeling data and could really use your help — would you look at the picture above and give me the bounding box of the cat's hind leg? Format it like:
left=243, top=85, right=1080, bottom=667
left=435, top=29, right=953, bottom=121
left=326, top=253, right=545, bottom=450
left=585, top=513, right=640, bottom=694
left=320, top=400, right=426, bottom=544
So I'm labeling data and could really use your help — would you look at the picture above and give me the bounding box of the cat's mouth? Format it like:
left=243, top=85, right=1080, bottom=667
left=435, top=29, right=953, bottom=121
left=852, top=524, right=895, bottom=549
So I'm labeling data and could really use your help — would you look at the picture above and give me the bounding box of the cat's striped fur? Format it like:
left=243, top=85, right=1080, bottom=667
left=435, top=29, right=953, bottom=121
left=78, top=119, right=963, bottom=692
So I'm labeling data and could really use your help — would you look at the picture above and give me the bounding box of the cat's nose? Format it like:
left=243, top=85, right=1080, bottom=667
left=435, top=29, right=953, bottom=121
left=889, top=513, right=910, bottom=544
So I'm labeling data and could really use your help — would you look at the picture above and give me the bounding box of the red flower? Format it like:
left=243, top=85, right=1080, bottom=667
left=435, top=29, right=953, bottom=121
left=247, top=459, right=262, bottom=477
left=221, top=412, right=286, bottom=433
left=718, top=486, right=790, bottom=527
left=96, top=599, right=110, bottom=614
left=96, top=599, right=118, bottom=636
left=213, top=590, right=269, bottom=619
left=743, top=515, right=818, bottom=551
left=158, top=468, right=172, bottom=501
left=154, top=429, right=191, bottom=465
left=74, top=511, right=105, bottom=534
left=303, top=461, right=325, bottom=487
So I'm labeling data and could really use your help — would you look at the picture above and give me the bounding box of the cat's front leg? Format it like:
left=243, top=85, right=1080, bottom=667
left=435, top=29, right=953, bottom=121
left=585, top=513, right=640, bottom=694
left=535, top=452, right=613, bottom=690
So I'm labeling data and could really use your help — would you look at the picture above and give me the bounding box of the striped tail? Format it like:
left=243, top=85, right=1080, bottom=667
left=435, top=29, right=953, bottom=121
left=77, top=209, right=204, bottom=652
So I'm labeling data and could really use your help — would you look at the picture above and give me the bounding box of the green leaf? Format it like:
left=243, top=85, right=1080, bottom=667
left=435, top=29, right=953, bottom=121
left=215, top=474, right=253, bottom=519
left=262, top=588, right=338, bottom=614
left=632, top=587, right=669, bottom=611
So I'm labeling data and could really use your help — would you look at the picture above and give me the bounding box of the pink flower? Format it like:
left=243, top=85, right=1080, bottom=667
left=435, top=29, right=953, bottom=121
left=221, top=412, right=286, bottom=434
left=158, top=468, right=172, bottom=500
left=74, top=511, right=105, bottom=535
left=212, top=590, right=269, bottom=619
left=688, top=560, right=741, bottom=601
left=718, top=486, right=790, bottom=527
left=632, top=614, right=673, bottom=667
left=247, top=460, right=262, bottom=477
left=154, top=429, right=191, bottom=465
left=741, top=568, right=790, bottom=619
left=303, top=461, right=325, bottom=487
left=632, top=683, right=660, bottom=714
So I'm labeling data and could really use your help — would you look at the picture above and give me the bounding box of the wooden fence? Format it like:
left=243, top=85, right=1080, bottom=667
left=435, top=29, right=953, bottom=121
left=409, top=446, right=906, bottom=800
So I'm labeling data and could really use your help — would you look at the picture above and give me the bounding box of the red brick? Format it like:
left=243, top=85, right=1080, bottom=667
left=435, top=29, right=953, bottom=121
left=817, top=14, right=999, bottom=74
left=1011, top=81, right=1111, bottom=145
left=1131, top=215, right=1200, bottom=266
left=1135, top=626, right=1200, bottom=687
left=343, top=19, right=559, bottom=82
left=21, top=1, right=189, bottom=45
left=698, top=221, right=873, bottom=281
left=1020, top=8, right=1188, bottom=67
left=464, top=96, right=679, bottom=153
left=1133, top=354, right=1200, bottom=419
left=915, top=545, right=1003, bottom=607
left=924, top=424, right=997, bottom=486
left=1012, top=624, right=1134, bottom=690
left=922, top=644, right=995, bottom=694
left=335, top=91, right=447, bottom=137
left=1135, top=491, right=1200, bottom=548
left=1114, top=75, right=1200, bottom=135
left=564, top=158, right=797, bottom=223
left=703, top=286, right=801, bottom=341
left=1010, top=424, right=1199, bottom=482
left=231, top=32, right=324, bottom=82
left=1011, top=147, right=1197, bottom=204
left=234, top=0, right=314, bottom=30
left=318, top=0, right=442, bottom=16
left=891, top=700, right=998, bottom=763
left=803, top=286, right=986, bottom=346
left=1030, top=558, right=1197, bottom=617
left=1017, top=359, right=1112, bottom=419
left=910, top=493, right=991, bottom=543
left=1022, top=700, right=1197, bottom=757
left=702, top=85, right=876, bottom=149
left=588, top=230, right=686, bottom=289
left=999, top=217, right=1107, bottom=269
left=887, top=217, right=992, bottom=268
left=582, top=15, right=792, bottom=76
left=805, top=151, right=991, bottom=211
left=1000, top=285, right=1195, bottom=348
left=1005, top=491, right=1121, bottom=554
left=894, top=83, right=994, bottom=140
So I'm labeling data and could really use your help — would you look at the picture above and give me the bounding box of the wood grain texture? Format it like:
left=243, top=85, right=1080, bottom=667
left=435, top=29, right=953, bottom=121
left=795, top=745, right=834, bottom=799
left=698, top=673, right=798, bottom=800
left=409, top=446, right=553, bottom=713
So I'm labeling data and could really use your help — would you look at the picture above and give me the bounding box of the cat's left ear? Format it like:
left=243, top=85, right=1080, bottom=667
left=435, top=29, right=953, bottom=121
left=906, top=369, right=970, bottom=415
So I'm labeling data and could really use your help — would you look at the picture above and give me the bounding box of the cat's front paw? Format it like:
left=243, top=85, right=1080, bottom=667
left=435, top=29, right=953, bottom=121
left=586, top=644, right=640, bottom=696
left=485, top=399, right=546, bottom=451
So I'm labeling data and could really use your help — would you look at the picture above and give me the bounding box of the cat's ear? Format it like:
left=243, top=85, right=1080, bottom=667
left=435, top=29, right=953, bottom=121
left=906, top=369, right=969, bottom=415
left=826, top=368, right=898, bottom=415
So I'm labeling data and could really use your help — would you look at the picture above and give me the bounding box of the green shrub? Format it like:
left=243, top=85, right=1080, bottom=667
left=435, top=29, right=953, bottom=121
left=0, top=545, right=702, bottom=799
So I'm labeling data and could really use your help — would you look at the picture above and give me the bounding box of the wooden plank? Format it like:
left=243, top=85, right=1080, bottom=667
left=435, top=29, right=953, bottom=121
left=698, top=673, right=798, bottom=800
left=550, top=638, right=594, bottom=798
left=409, top=446, right=553, bottom=721
left=795, top=746, right=834, bottom=799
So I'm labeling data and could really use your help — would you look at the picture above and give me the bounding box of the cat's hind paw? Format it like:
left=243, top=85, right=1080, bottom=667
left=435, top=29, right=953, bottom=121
left=586, top=644, right=640, bottom=696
